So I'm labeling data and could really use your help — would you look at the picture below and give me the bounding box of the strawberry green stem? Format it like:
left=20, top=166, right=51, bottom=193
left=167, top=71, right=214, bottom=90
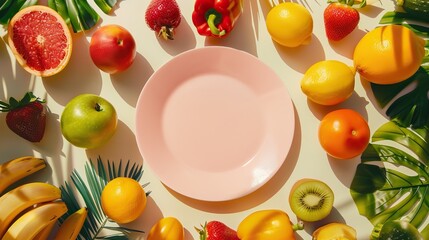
left=0, top=92, right=44, bottom=112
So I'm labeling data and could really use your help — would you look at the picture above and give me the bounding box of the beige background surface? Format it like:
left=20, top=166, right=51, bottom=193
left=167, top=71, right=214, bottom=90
left=0, top=0, right=395, bottom=239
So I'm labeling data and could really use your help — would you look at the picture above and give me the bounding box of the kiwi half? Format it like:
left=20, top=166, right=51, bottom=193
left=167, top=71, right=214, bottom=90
left=289, top=178, right=334, bottom=222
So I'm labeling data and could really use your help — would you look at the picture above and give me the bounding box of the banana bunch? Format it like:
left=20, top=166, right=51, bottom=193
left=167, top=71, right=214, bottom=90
left=0, top=156, right=47, bottom=195
left=0, top=157, right=88, bottom=240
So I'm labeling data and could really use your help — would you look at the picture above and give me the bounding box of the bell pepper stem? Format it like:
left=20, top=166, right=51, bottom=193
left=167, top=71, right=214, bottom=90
left=207, top=14, right=226, bottom=36
left=292, top=220, right=305, bottom=231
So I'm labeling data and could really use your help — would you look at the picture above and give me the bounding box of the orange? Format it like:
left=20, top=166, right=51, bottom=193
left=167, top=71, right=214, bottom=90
left=318, top=109, right=370, bottom=160
left=8, top=5, right=72, bottom=77
left=353, top=24, right=425, bottom=85
left=101, top=177, right=147, bottom=224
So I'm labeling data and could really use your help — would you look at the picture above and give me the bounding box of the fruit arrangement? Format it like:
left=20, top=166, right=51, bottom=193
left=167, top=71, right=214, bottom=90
left=0, top=0, right=428, bottom=239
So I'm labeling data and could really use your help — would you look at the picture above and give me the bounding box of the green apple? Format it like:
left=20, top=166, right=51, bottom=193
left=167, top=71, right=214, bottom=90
left=61, top=94, right=118, bottom=149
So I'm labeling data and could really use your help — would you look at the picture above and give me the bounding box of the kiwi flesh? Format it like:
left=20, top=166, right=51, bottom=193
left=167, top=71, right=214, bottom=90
left=289, top=178, right=334, bottom=222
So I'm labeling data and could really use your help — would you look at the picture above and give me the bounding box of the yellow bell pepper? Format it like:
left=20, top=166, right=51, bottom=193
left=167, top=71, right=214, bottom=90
left=237, top=209, right=303, bottom=240
left=147, top=217, right=184, bottom=240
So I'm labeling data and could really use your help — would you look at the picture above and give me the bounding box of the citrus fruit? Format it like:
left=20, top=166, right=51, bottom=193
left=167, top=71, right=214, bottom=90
left=7, top=5, right=72, bottom=77
left=300, top=60, right=356, bottom=105
left=353, top=24, right=425, bottom=85
left=318, top=109, right=370, bottom=160
left=101, top=177, right=147, bottom=224
left=266, top=2, right=313, bottom=47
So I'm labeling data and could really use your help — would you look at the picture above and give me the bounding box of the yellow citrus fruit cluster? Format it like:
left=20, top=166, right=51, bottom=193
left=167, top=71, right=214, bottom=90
left=300, top=24, right=426, bottom=106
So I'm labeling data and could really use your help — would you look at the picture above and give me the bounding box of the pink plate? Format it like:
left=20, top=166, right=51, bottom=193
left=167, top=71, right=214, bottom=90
left=135, top=47, right=295, bottom=201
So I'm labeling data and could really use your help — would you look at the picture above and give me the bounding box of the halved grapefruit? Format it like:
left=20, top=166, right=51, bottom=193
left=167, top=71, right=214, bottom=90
left=7, top=5, right=72, bottom=77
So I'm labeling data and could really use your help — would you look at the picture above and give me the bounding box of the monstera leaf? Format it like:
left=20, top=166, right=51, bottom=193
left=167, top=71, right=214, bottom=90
left=371, top=11, right=429, bottom=129
left=371, top=63, right=429, bottom=129
left=350, top=121, right=429, bottom=238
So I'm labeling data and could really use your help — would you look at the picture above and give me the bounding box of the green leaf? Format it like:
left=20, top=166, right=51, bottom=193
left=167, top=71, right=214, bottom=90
left=0, top=0, right=36, bottom=26
left=60, top=157, right=147, bottom=239
left=380, top=11, right=429, bottom=37
left=0, top=0, right=13, bottom=13
left=3, top=0, right=119, bottom=31
left=60, top=0, right=100, bottom=33
left=94, top=0, right=115, bottom=14
left=104, top=0, right=116, bottom=8
left=372, top=67, right=429, bottom=129
left=372, top=121, right=429, bottom=161
left=8, top=97, right=19, bottom=109
left=20, top=0, right=37, bottom=9
left=75, top=0, right=99, bottom=29
left=48, top=0, right=71, bottom=25
left=350, top=121, right=429, bottom=236
left=64, top=0, right=83, bottom=32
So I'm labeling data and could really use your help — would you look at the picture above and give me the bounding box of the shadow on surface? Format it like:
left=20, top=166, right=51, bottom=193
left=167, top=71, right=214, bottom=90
left=157, top=16, right=198, bottom=56
left=86, top=120, right=144, bottom=168
left=42, top=32, right=103, bottom=106
left=274, top=34, right=326, bottom=74
left=111, top=53, right=154, bottom=107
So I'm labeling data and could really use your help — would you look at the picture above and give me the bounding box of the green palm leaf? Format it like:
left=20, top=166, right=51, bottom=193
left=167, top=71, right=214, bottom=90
left=350, top=121, right=429, bottom=238
left=59, top=156, right=147, bottom=239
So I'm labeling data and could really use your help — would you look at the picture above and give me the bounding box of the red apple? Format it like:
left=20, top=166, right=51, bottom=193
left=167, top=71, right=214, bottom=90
left=89, top=24, right=136, bottom=74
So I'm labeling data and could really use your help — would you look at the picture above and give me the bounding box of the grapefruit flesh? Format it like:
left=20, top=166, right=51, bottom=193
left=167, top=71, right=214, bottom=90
left=8, top=6, right=72, bottom=77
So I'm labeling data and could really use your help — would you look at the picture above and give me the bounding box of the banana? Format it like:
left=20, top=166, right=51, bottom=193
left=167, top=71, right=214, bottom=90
left=2, top=201, right=68, bottom=240
left=0, top=156, right=46, bottom=195
left=0, top=182, right=62, bottom=238
left=54, top=207, right=88, bottom=240
left=33, top=220, right=57, bottom=240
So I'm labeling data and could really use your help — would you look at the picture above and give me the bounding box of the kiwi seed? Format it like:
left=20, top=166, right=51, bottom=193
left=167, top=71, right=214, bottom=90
left=289, top=178, right=334, bottom=222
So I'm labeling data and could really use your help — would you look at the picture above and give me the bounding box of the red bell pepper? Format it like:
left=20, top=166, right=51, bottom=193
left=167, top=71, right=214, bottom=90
left=192, top=0, right=243, bottom=37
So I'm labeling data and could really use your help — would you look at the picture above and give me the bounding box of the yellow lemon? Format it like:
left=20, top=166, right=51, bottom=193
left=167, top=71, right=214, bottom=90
left=101, top=177, right=147, bottom=224
left=301, top=60, right=356, bottom=105
left=353, top=24, right=425, bottom=85
left=266, top=2, right=313, bottom=47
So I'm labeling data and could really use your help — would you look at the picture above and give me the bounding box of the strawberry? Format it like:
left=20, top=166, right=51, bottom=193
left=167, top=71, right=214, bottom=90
left=195, top=221, right=239, bottom=240
left=323, top=0, right=365, bottom=41
left=0, top=92, right=46, bottom=142
left=145, top=0, right=181, bottom=40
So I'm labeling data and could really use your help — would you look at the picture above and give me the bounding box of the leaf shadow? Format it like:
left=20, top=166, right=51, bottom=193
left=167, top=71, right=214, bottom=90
left=110, top=53, right=154, bottom=107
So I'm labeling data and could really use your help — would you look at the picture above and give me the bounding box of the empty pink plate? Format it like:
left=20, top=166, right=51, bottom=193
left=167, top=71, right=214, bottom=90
left=135, top=47, right=295, bottom=201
